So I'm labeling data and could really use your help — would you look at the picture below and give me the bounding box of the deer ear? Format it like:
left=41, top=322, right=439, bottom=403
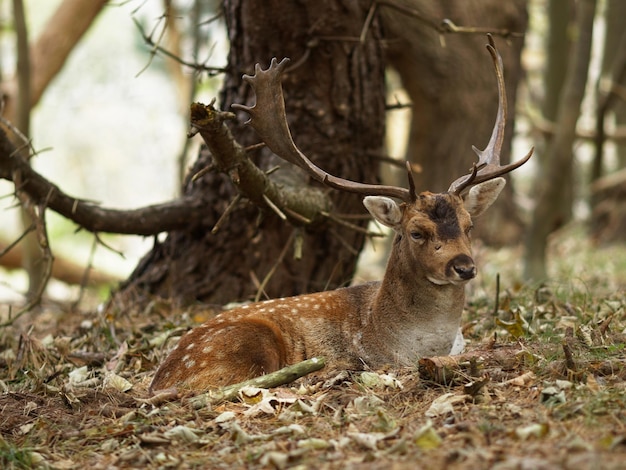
left=463, top=177, right=506, bottom=217
left=363, top=196, right=403, bottom=229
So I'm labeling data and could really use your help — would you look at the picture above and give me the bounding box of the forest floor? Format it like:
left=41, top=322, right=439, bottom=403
left=0, top=226, right=625, bottom=469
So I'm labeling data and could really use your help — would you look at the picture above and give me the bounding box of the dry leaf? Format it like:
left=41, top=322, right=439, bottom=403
left=347, top=431, right=385, bottom=450
left=515, top=423, right=549, bottom=440
left=163, top=425, right=200, bottom=443
left=424, top=393, right=466, bottom=417
left=68, top=366, right=89, bottom=385
left=414, top=421, right=442, bottom=450
left=104, top=372, right=132, bottom=392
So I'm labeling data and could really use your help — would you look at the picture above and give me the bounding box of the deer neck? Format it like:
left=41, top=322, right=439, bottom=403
left=377, top=235, right=466, bottom=318
left=375, top=261, right=465, bottom=323
left=361, top=236, right=466, bottom=365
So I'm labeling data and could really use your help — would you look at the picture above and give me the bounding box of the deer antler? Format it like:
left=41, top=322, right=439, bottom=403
left=232, top=58, right=416, bottom=202
left=448, top=34, right=533, bottom=195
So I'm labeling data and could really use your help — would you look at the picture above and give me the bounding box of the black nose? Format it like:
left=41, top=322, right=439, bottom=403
left=447, top=254, right=476, bottom=280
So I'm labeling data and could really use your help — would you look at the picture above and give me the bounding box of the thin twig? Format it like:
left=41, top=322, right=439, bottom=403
left=328, top=228, right=359, bottom=256
left=0, top=196, right=53, bottom=328
left=133, top=16, right=227, bottom=76
left=375, top=0, right=524, bottom=39
left=321, top=210, right=382, bottom=236
left=211, top=194, right=242, bottom=234
left=359, top=1, right=379, bottom=43
left=0, top=222, right=34, bottom=258
left=493, top=273, right=500, bottom=317
left=262, top=193, right=287, bottom=220
left=72, top=235, right=99, bottom=309
left=86, top=232, right=125, bottom=259
left=254, top=231, right=295, bottom=302
left=244, top=142, right=266, bottom=152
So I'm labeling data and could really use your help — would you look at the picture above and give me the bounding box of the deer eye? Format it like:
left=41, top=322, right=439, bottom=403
left=410, top=231, right=423, bottom=241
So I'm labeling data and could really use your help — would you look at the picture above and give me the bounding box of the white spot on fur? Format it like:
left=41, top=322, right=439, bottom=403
left=202, top=345, right=212, bottom=354
left=291, top=308, right=298, bottom=315
left=185, top=359, right=196, bottom=369
left=185, top=343, right=196, bottom=350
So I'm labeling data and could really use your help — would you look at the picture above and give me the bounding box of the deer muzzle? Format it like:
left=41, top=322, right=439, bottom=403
left=446, top=254, right=476, bottom=281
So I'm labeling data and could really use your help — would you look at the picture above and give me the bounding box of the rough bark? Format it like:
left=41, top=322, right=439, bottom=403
left=591, top=0, right=626, bottom=181
left=380, top=0, right=528, bottom=245
left=590, top=169, right=626, bottom=244
left=524, top=0, right=596, bottom=280
left=112, top=0, right=386, bottom=308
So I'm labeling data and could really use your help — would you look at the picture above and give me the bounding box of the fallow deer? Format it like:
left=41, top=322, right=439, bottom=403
left=150, top=36, right=532, bottom=392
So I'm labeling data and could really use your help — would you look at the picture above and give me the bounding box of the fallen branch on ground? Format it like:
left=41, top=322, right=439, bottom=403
left=189, top=357, right=326, bottom=409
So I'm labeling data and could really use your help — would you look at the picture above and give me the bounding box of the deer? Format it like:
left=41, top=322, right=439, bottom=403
left=150, top=36, right=533, bottom=393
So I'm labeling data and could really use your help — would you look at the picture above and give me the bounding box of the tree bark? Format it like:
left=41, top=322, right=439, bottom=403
left=381, top=0, right=528, bottom=245
left=591, top=0, right=626, bottom=181
left=524, top=0, right=596, bottom=280
left=112, top=0, right=386, bottom=308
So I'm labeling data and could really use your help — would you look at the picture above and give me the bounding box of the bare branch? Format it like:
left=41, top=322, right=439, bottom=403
left=0, top=126, right=206, bottom=235
left=2, top=0, right=107, bottom=121
left=0, top=175, right=53, bottom=327
left=374, top=0, right=525, bottom=40
left=133, top=16, right=227, bottom=76
left=189, top=357, right=326, bottom=407
left=189, top=101, right=332, bottom=224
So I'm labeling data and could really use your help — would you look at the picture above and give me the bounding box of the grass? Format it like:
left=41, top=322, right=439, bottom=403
left=0, top=227, right=624, bottom=469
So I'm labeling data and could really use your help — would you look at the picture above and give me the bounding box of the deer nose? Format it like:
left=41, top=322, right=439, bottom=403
left=447, top=254, right=476, bottom=280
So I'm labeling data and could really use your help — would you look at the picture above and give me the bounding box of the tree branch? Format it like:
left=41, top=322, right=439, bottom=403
left=189, top=101, right=332, bottom=225
left=189, top=357, right=326, bottom=408
left=0, top=126, right=205, bottom=235
left=2, top=0, right=107, bottom=121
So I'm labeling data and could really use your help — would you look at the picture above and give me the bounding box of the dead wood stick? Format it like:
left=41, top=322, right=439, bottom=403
left=418, top=345, right=525, bottom=384
left=190, top=356, right=326, bottom=408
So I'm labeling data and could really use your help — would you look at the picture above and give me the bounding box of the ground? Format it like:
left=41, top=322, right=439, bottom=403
left=0, top=226, right=625, bottom=469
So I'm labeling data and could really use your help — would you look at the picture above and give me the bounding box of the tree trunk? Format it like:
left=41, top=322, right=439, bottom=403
left=112, top=0, right=386, bottom=308
left=591, top=0, right=626, bottom=180
left=381, top=0, right=528, bottom=246
left=532, top=0, right=574, bottom=224
left=524, top=0, right=596, bottom=280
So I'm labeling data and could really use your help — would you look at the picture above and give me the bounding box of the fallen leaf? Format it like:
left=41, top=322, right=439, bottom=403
left=68, top=366, right=89, bottom=385
left=425, top=393, right=466, bottom=417
left=414, top=420, right=442, bottom=450
left=347, top=431, right=385, bottom=450
left=515, top=423, right=549, bottom=440
left=163, top=425, right=200, bottom=443
left=104, top=372, right=132, bottom=392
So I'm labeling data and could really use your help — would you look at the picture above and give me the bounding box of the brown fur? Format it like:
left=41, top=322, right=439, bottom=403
left=150, top=187, right=503, bottom=393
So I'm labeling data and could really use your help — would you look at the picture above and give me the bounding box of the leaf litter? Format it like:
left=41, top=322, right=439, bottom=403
left=0, top=238, right=625, bottom=469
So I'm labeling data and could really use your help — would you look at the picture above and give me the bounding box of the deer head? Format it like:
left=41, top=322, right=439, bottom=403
left=150, top=36, right=532, bottom=392
left=230, top=34, right=531, bottom=286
